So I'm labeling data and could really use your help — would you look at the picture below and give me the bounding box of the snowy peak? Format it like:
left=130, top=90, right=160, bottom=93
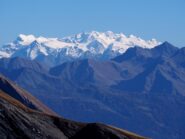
left=0, top=31, right=160, bottom=66
left=12, top=31, right=160, bottom=50
left=15, top=34, right=36, bottom=45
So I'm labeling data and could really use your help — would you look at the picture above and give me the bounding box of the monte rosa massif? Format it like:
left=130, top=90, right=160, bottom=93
left=0, top=31, right=160, bottom=66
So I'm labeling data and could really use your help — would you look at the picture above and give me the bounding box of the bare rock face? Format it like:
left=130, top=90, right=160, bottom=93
left=0, top=76, right=146, bottom=139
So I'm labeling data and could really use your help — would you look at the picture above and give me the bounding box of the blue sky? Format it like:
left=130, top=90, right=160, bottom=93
left=0, top=0, right=185, bottom=46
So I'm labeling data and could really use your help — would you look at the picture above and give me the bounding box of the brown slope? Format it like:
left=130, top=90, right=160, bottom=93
left=0, top=90, right=148, bottom=139
left=0, top=74, right=57, bottom=116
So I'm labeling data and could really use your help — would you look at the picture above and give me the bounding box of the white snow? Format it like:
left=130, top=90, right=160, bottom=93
left=44, top=40, right=73, bottom=49
left=0, top=31, right=161, bottom=63
left=0, top=51, right=10, bottom=58
left=17, top=34, right=36, bottom=45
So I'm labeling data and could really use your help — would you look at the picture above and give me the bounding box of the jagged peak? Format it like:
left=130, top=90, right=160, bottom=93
left=161, top=41, right=174, bottom=47
left=16, top=34, right=36, bottom=44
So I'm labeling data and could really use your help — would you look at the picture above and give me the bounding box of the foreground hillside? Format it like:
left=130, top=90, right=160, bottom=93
left=0, top=75, right=146, bottom=139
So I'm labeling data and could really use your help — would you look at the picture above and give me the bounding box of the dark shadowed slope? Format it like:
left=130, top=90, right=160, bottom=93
left=171, top=47, right=185, bottom=67
left=0, top=78, right=146, bottom=139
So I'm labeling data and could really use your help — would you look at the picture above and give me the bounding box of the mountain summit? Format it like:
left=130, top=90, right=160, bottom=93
left=0, top=31, right=160, bottom=66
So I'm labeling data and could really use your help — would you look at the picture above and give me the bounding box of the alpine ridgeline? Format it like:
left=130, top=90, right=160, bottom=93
left=0, top=31, right=159, bottom=66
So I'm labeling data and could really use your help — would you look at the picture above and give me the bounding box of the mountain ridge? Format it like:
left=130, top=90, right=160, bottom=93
left=0, top=31, right=160, bottom=66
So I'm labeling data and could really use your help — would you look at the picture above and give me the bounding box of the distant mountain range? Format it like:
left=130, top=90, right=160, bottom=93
left=0, top=41, right=185, bottom=139
left=0, top=75, right=145, bottom=139
left=0, top=31, right=160, bottom=66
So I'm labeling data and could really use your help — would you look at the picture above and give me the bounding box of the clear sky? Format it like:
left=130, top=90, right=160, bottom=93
left=0, top=0, right=185, bottom=47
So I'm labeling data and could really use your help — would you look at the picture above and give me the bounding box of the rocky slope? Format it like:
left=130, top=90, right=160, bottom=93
left=0, top=74, right=55, bottom=115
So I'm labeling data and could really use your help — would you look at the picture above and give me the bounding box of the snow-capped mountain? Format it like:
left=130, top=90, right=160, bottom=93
left=0, top=31, right=160, bottom=66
